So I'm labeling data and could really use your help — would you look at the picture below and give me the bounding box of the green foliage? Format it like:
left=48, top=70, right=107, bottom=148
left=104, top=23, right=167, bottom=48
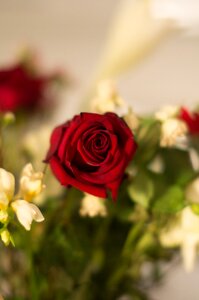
left=152, top=186, right=185, bottom=214
left=128, top=170, right=154, bottom=208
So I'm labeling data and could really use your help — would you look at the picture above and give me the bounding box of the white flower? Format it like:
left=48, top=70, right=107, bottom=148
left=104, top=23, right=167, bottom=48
left=186, top=178, right=199, bottom=204
left=79, top=194, right=107, bottom=218
left=160, top=207, right=199, bottom=272
left=11, top=200, right=44, bottom=231
left=155, top=105, right=179, bottom=122
left=0, top=168, right=15, bottom=203
left=160, top=118, right=187, bottom=147
left=19, top=163, right=45, bottom=201
left=91, top=80, right=126, bottom=114
left=22, top=126, right=51, bottom=169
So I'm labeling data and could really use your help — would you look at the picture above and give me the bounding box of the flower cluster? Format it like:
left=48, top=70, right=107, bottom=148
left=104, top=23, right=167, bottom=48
left=0, top=163, right=45, bottom=245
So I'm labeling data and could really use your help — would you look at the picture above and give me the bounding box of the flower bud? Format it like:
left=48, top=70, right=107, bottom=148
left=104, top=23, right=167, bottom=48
left=0, top=210, right=8, bottom=223
left=2, top=112, right=15, bottom=126
left=1, top=229, right=11, bottom=246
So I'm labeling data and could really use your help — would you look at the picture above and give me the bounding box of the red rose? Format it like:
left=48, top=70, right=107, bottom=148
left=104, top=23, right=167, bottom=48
left=179, top=107, right=199, bottom=135
left=0, top=63, right=50, bottom=113
left=45, top=112, right=137, bottom=200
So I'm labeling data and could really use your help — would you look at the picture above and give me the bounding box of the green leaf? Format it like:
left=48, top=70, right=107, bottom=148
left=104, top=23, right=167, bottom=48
left=161, top=148, right=195, bottom=186
left=128, top=171, right=154, bottom=208
left=153, top=186, right=185, bottom=214
left=133, top=119, right=161, bottom=166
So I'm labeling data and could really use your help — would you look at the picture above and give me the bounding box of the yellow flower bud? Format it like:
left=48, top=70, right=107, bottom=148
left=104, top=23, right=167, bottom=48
left=0, top=210, right=8, bottom=223
left=1, top=229, right=11, bottom=246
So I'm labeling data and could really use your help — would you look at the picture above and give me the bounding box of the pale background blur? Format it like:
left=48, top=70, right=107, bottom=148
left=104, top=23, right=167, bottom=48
left=0, top=0, right=199, bottom=298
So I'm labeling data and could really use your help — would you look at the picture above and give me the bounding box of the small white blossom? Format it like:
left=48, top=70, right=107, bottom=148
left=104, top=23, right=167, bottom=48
left=11, top=200, right=44, bottom=231
left=155, top=105, right=179, bottom=122
left=91, top=80, right=126, bottom=114
left=160, top=207, right=199, bottom=272
left=160, top=118, right=188, bottom=147
left=79, top=194, right=107, bottom=218
left=19, top=163, right=45, bottom=201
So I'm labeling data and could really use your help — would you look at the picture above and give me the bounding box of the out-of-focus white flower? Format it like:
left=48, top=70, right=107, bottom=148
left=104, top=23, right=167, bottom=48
left=22, top=125, right=51, bottom=169
left=19, top=163, right=45, bottom=202
left=123, top=108, right=140, bottom=131
left=160, top=207, right=199, bottom=272
left=0, top=165, right=44, bottom=238
left=186, top=178, right=199, bottom=204
left=155, top=105, right=179, bottom=122
left=160, top=118, right=188, bottom=147
left=0, top=168, right=15, bottom=204
left=11, top=200, right=44, bottom=231
left=79, top=194, right=107, bottom=218
left=91, top=80, right=126, bottom=114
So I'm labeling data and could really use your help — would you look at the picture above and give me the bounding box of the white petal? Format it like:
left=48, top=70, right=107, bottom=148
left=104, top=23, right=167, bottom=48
left=0, top=168, right=15, bottom=201
left=11, top=200, right=44, bottom=231
left=28, top=203, right=45, bottom=222
left=19, top=163, right=44, bottom=201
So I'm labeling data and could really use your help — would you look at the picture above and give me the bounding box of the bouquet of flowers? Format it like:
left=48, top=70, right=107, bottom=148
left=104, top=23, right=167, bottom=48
left=0, top=55, right=199, bottom=300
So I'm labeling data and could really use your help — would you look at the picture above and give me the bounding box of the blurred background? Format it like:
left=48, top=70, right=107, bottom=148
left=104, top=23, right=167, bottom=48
left=0, top=0, right=199, bottom=298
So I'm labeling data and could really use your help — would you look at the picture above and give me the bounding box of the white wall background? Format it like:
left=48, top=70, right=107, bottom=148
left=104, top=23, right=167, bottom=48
left=0, top=0, right=199, bottom=298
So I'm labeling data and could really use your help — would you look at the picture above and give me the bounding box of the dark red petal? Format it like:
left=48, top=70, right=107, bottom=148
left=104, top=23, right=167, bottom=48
left=49, top=156, right=107, bottom=198
left=45, top=124, right=67, bottom=162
